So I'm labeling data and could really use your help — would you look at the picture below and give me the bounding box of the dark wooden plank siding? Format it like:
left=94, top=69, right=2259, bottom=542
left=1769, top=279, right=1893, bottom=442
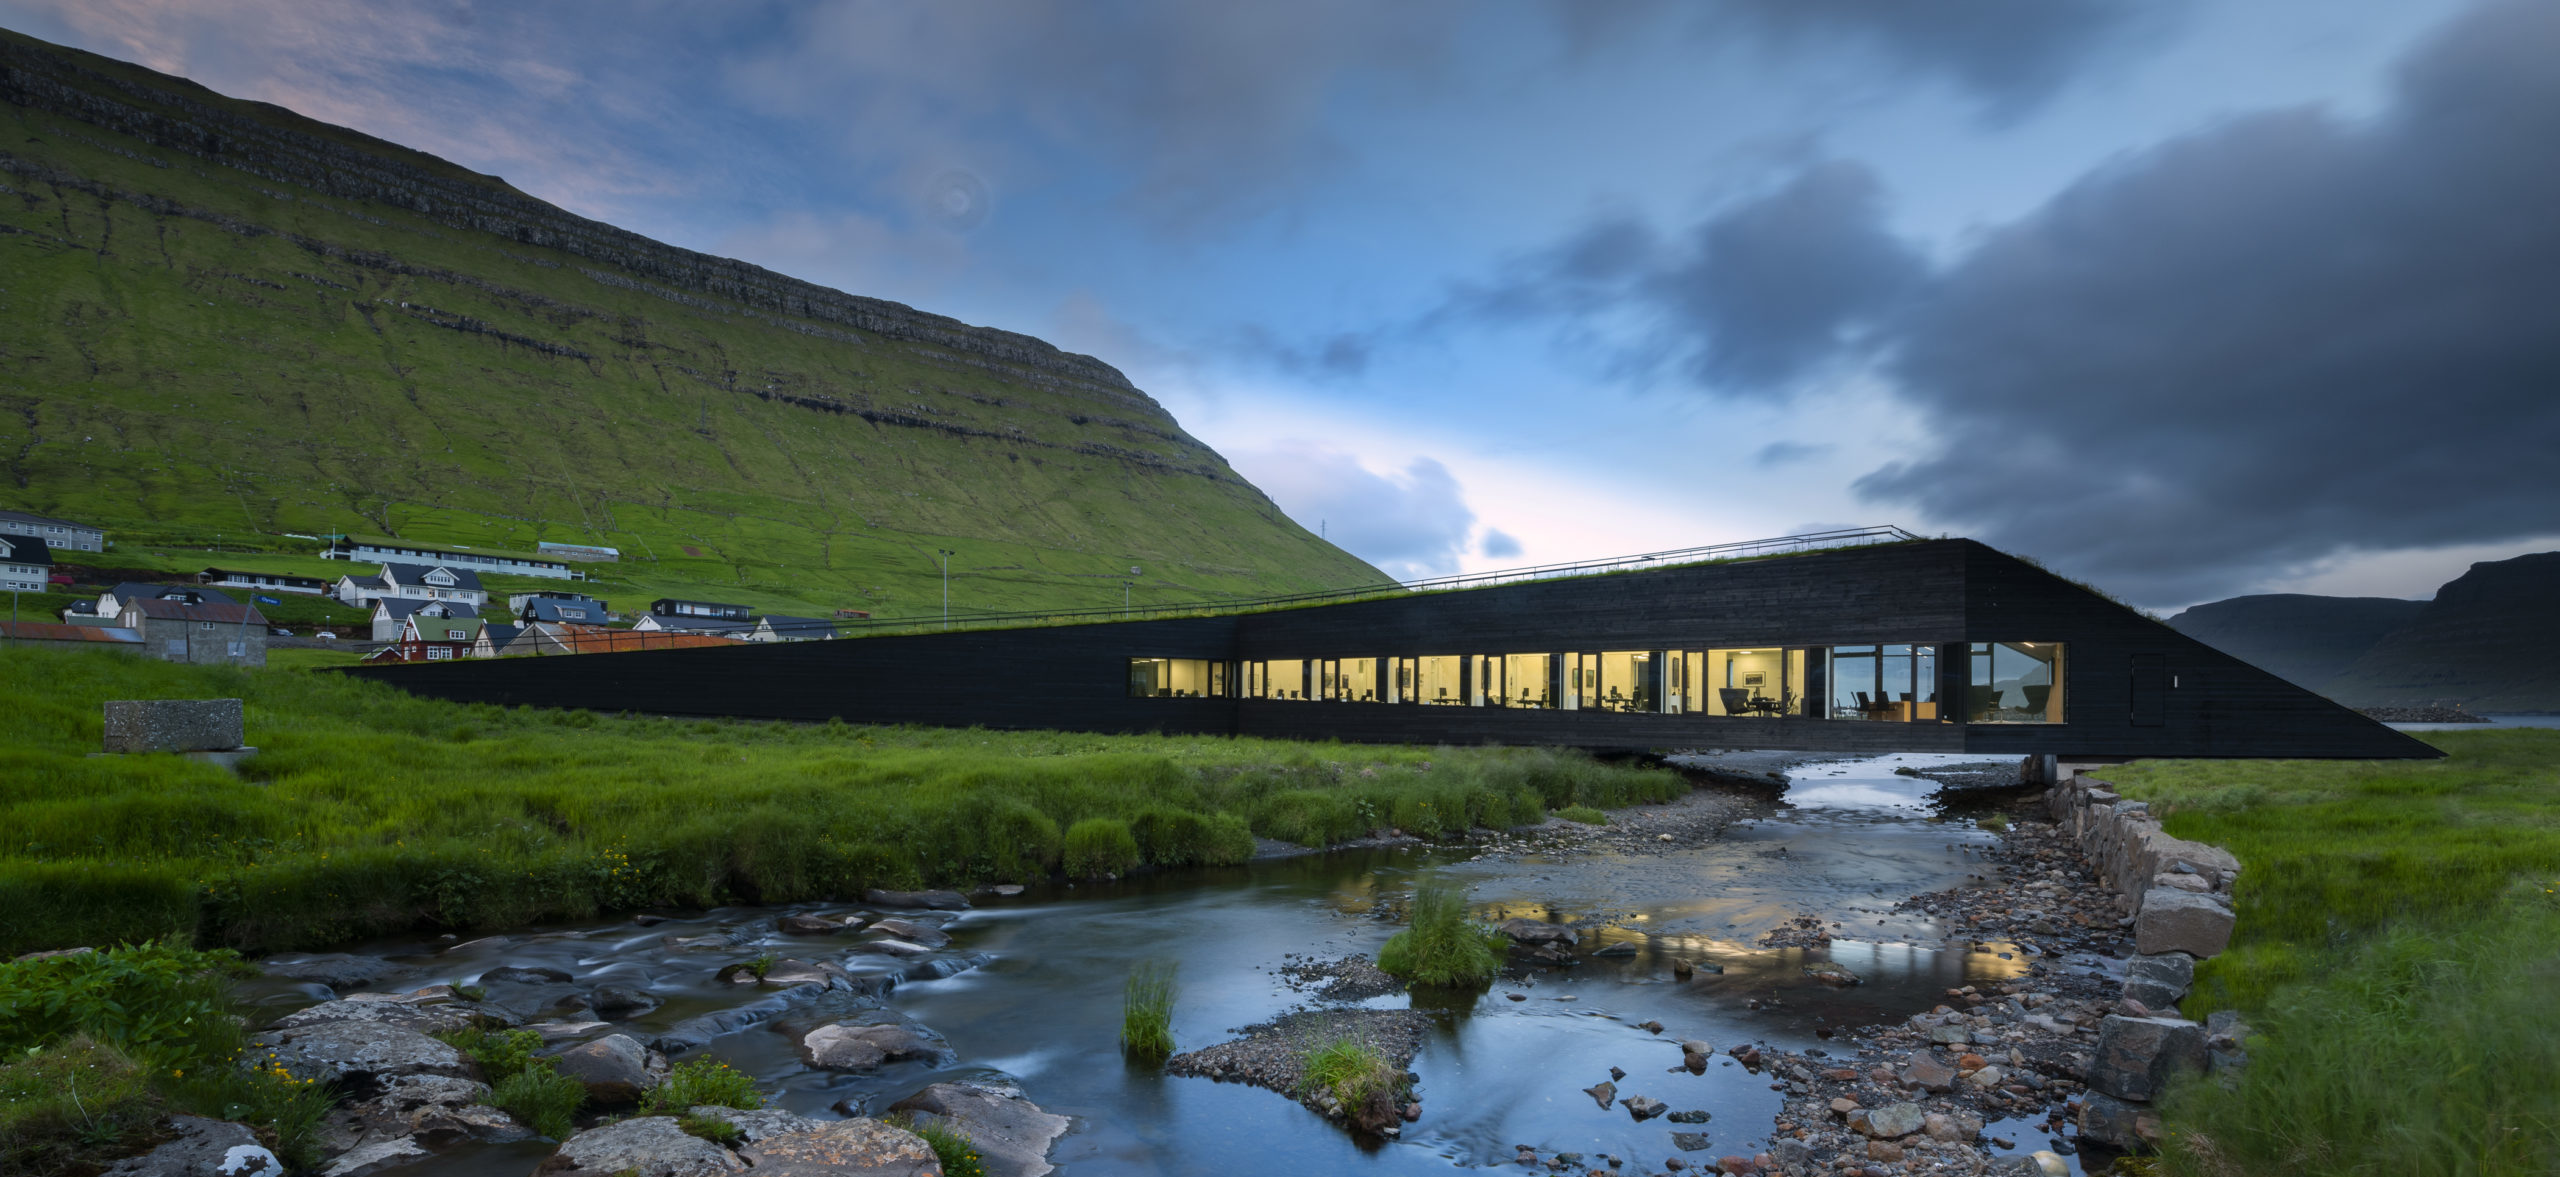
left=338, top=539, right=2434, bottom=759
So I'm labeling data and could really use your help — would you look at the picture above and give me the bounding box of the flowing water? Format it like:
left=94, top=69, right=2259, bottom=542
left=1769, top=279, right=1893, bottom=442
left=249, top=752, right=2088, bottom=1174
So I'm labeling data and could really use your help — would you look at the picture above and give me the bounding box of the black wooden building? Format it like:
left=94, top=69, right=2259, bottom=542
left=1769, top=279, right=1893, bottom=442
left=341, top=539, right=2435, bottom=760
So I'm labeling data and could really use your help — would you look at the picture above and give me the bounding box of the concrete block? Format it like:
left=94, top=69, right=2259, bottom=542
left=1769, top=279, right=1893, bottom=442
left=2135, top=888, right=2235, bottom=958
left=102, top=699, right=244, bottom=753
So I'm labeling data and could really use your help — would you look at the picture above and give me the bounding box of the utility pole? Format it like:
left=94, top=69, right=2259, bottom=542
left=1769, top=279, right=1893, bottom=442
left=1123, top=581, right=1132, bottom=610
left=937, top=549, right=956, bottom=630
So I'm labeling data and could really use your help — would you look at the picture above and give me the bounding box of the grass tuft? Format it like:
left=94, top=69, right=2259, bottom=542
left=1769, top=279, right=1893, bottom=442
left=641, top=1057, right=762, bottom=1116
left=488, top=1065, right=586, bottom=1140
left=1302, top=1037, right=1401, bottom=1116
left=676, top=1114, right=744, bottom=1145
left=1557, top=805, right=1607, bottom=825
left=1121, top=961, right=1178, bottom=1062
left=889, top=1115, right=987, bottom=1177
left=1062, top=818, right=1141, bottom=880
left=1375, top=883, right=1504, bottom=989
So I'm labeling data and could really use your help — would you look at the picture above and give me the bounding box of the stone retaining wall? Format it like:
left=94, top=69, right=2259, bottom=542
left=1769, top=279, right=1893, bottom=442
left=2043, top=773, right=2250, bottom=1150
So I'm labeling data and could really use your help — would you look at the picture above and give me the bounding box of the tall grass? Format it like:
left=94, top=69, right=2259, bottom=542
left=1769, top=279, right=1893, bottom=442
left=1375, top=883, right=1504, bottom=988
left=2105, top=731, right=2560, bottom=1176
left=1121, top=961, right=1178, bottom=1063
left=0, top=647, right=1683, bottom=954
left=1303, top=1037, right=1400, bottom=1116
left=1062, top=819, right=1141, bottom=880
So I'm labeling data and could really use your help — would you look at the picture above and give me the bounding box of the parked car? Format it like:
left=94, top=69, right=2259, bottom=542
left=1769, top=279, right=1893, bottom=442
left=270, top=627, right=293, bottom=636
left=313, top=631, right=337, bottom=640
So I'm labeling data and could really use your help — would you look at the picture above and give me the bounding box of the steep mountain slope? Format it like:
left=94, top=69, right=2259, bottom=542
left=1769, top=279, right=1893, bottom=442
left=2164, top=594, right=2427, bottom=690
left=0, top=28, right=1384, bottom=619
left=2321, top=553, right=2560, bottom=711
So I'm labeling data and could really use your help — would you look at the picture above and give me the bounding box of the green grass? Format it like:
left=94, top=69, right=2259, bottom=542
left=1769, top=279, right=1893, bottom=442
left=676, top=1114, right=744, bottom=1145
left=1375, top=883, right=1505, bottom=989
left=1121, top=961, right=1178, bottom=1063
left=1302, top=1037, right=1401, bottom=1116
left=0, top=27, right=1387, bottom=626
left=0, top=945, right=337, bottom=1173
left=1556, top=805, right=1607, bottom=825
left=433, top=1026, right=585, bottom=1138
left=2102, top=731, right=2560, bottom=1176
left=640, top=1057, right=762, bottom=1116
left=888, top=1115, right=987, bottom=1177
left=0, top=646, right=1683, bottom=954
left=1062, top=818, right=1141, bottom=880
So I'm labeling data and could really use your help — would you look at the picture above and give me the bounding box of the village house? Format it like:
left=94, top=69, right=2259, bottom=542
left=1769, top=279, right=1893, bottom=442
left=750, top=615, right=838, bottom=642
left=319, top=536, right=577, bottom=580
left=118, top=595, right=267, bottom=666
left=0, top=619, right=144, bottom=654
left=369, top=611, right=483, bottom=662
left=0, top=509, right=103, bottom=552
left=470, top=622, right=526, bottom=659
left=199, top=568, right=330, bottom=596
left=97, top=583, right=235, bottom=617
left=0, top=532, right=51, bottom=593
left=519, top=596, right=610, bottom=625
left=371, top=599, right=479, bottom=643
left=336, top=563, right=487, bottom=609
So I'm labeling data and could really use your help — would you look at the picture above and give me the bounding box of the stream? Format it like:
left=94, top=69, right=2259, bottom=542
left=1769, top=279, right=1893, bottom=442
left=246, top=752, right=2082, bottom=1175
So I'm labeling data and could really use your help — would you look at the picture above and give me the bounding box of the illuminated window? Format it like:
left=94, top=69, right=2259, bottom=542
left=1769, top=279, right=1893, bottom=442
left=1703, top=649, right=1804, bottom=716
left=1966, top=643, right=2063, bottom=723
left=1594, top=651, right=1661, bottom=713
left=1325, top=657, right=1382, bottom=703
left=1415, top=655, right=1465, bottom=705
left=1499, top=653, right=1554, bottom=708
left=1246, top=659, right=1308, bottom=700
left=1128, top=658, right=1227, bottom=699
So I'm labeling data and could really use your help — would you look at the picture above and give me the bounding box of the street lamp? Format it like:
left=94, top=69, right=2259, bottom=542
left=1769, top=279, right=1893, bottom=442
left=937, top=549, right=956, bottom=629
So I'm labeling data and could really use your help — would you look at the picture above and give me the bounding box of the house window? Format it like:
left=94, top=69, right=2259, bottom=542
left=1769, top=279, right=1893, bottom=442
left=1245, top=659, right=1309, bottom=700
left=427, top=647, right=453, bottom=660
left=1499, top=653, right=1554, bottom=709
left=1702, top=649, right=1804, bottom=716
left=1966, top=642, right=2065, bottom=723
left=199, top=621, right=216, bottom=630
left=1414, top=655, right=1465, bottom=705
left=1593, top=651, right=1662, bottom=713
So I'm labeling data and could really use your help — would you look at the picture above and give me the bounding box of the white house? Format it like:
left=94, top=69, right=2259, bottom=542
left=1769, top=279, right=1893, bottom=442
left=0, top=533, right=50, bottom=592
left=0, top=509, right=102, bottom=552
left=338, top=563, right=487, bottom=609
left=320, top=536, right=576, bottom=580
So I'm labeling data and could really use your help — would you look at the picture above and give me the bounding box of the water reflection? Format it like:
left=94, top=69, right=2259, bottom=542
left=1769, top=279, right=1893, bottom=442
left=284, top=753, right=2042, bottom=1175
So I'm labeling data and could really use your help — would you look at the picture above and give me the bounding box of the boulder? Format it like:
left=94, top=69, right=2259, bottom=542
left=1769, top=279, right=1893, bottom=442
left=865, top=919, right=952, bottom=948
left=2078, top=1092, right=2165, bottom=1149
left=591, top=985, right=663, bottom=1017
left=1850, top=1102, right=1926, bottom=1139
left=1670, top=1132, right=1714, bottom=1152
left=2125, top=952, right=2196, bottom=992
left=800, top=1022, right=950, bottom=1071
left=683, top=1106, right=823, bottom=1144
left=2134, top=888, right=2235, bottom=958
left=1900, top=1053, right=1956, bottom=1092
left=738, top=1118, right=941, bottom=1176
left=318, top=1138, right=430, bottom=1177
left=889, top=1081, right=1072, bottom=1177
left=1624, top=1095, right=1667, bottom=1121
left=271, top=993, right=490, bottom=1036
left=263, top=954, right=412, bottom=991
left=864, top=888, right=970, bottom=911
left=484, top=966, right=575, bottom=985
left=549, top=1034, right=660, bottom=1104
left=1921, top=1112, right=1964, bottom=1142
left=102, top=1115, right=282, bottom=1176
left=524, top=1020, right=614, bottom=1042
left=317, top=1073, right=531, bottom=1160
left=1497, top=918, right=1576, bottom=945
left=1583, top=1080, right=1616, bottom=1109
left=1801, top=961, right=1860, bottom=987
left=780, top=914, right=852, bottom=935
left=853, top=940, right=935, bottom=959
left=2091, top=1015, right=2207, bottom=1102
left=252, top=1020, right=473, bottom=1093
left=537, top=1116, right=745, bottom=1176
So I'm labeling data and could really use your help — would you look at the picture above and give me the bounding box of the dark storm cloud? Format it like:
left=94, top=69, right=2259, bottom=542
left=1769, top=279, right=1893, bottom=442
left=1437, top=162, right=1923, bottom=391
left=1857, top=0, right=2560, bottom=603
left=1556, top=0, right=2162, bottom=116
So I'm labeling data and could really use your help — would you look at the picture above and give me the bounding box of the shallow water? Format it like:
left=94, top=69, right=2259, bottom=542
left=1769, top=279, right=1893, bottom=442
left=267, top=752, right=2087, bottom=1174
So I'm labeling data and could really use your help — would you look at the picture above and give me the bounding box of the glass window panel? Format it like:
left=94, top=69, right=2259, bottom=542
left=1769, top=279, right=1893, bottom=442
left=1967, top=642, right=2064, bottom=723
left=1416, top=655, right=1466, bottom=705
left=1706, top=649, right=1789, bottom=716
left=1786, top=649, right=1807, bottom=715
left=1127, top=658, right=1219, bottom=698
left=1667, top=651, right=1702, bottom=714
left=1250, top=659, right=1310, bottom=700
left=1827, top=644, right=1928, bottom=721
left=1595, top=651, right=1659, bottom=713
left=1501, top=653, right=1554, bottom=708
left=1335, top=657, right=1382, bottom=703
left=1389, top=657, right=1416, bottom=704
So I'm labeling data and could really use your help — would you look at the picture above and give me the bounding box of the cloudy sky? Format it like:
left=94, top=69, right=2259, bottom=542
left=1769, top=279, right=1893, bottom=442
left=9, top=0, right=2557, bottom=607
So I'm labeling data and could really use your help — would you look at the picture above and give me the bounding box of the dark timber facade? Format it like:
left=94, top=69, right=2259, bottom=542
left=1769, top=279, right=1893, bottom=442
left=341, top=540, right=2436, bottom=760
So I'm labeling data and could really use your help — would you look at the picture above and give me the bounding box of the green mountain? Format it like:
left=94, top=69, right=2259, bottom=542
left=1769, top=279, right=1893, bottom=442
left=2167, top=553, right=2560, bottom=711
left=0, top=28, right=1384, bottom=620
